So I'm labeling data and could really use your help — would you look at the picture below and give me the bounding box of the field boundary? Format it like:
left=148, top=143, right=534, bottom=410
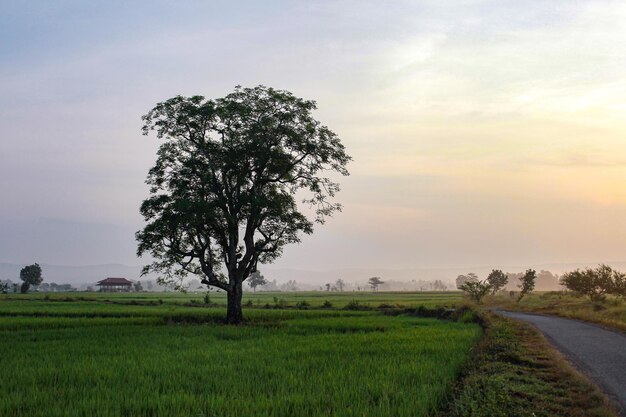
left=441, top=311, right=619, bottom=417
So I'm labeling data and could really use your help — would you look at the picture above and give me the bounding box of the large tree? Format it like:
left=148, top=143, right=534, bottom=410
left=137, top=86, right=350, bottom=323
left=19, top=263, right=43, bottom=294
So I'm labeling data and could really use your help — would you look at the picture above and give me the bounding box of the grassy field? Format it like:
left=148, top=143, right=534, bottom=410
left=0, top=292, right=478, bottom=417
left=0, top=290, right=463, bottom=308
left=486, top=292, right=626, bottom=331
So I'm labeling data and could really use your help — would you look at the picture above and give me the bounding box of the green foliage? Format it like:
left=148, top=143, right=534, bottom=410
left=447, top=316, right=615, bottom=417
left=486, top=269, right=508, bottom=295
left=322, top=300, right=333, bottom=308
left=460, top=280, right=492, bottom=304
left=0, top=295, right=480, bottom=417
left=19, top=264, right=43, bottom=294
left=272, top=296, right=288, bottom=308
left=136, top=86, right=351, bottom=323
left=458, top=309, right=477, bottom=324
left=247, top=271, right=267, bottom=293
left=295, top=300, right=310, bottom=309
left=560, top=264, right=626, bottom=301
left=517, top=269, right=536, bottom=302
left=344, top=299, right=365, bottom=310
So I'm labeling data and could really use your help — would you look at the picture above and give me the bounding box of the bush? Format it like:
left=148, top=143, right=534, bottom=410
left=560, top=264, right=625, bottom=301
left=460, top=280, right=492, bottom=304
left=458, top=309, right=477, bottom=324
left=272, top=297, right=288, bottom=308
left=344, top=300, right=364, bottom=310
left=295, top=300, right=310, bottom=309
left=321, top=300, right=333, bottom=308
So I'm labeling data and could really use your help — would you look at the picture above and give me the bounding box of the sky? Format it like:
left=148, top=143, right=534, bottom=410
left=1, top=0, right=626, bottom=271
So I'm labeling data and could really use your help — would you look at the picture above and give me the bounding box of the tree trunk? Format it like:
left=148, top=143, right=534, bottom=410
left=226, top=282, right=243, bottom=324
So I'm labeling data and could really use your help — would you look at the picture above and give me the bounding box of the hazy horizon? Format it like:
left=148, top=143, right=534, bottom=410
left=2, top=1, right=626, bottom=271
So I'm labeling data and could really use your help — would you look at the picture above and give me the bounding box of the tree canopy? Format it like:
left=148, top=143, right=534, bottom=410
left=19, top=263, right=43, bottom=294
left=486, top=269, right=508, bottom=294
left=136, top=85, right=350, bottom=323
left=517, top=269, right=536, bottom=302
left=368, top=277, right=384, bottom=291
left=560, top=264, right=626, bottom=301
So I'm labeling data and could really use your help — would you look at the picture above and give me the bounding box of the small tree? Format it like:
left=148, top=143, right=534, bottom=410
left=459, top=279, right=492, bottom=304
left=456, top=273, right=478, bottom=289
left=247, top=271, right=267, bottom=293
left=614, top=271, right=626, bottom=299
left=368, top=277, right=384, bottom=291
left=560, top=264, right=624, bottom=301
left=486, top=269, right=508, bottom=295
left=19, top=263, right=43, bottom=294
left=517, top=269, right=536, bottom=302
left=0, top=281, right=9, bottom=294
left=335, top=279, right=345, bottom=291
left=133, top=281, right=143, bottom=292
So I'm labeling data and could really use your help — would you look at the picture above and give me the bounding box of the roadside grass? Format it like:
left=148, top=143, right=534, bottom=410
left=486, top=292, right=626, bottom=332
left=0, top=295, right=480, bottom=417
left=444, top=312, right=618, bottom=417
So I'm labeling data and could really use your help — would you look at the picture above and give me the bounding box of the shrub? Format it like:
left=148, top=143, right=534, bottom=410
left=460, top=280, right=492, bottom=304
left=295, top=300, right=310, bottom=309
left=560, top=264, right=625, bottom=301
left=272, top=297, right=288, bottom=308
left=321, top=300, right=333, bottom=308
left=344, top=300, right=363, bottom=310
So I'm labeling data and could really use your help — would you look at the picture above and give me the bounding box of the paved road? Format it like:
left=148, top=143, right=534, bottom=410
left=498, top=311, right=626, bottom=416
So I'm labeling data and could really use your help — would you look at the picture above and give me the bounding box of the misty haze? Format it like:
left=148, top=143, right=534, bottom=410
left=2, top=2, right=626, bottom=417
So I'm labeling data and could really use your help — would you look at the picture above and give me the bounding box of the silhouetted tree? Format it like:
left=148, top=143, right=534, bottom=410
left=19, top=263, right=43, bottom=294
left=247, top=271, right=267, bottom=293
left=486, top=269, right=508, bottom=294
left=368, top=277, right=384, bottom=291
left=325, top=283, right=331, bottom=291
left=335, top=279, right=345, bottom=291
left=456, top=273, right=478, bottom=289
left=133, top=281, right=143, bottom=292
left=560, top=264, right=625, bottom=301
left=517, top=269, right=536, bottom=302
left=136, top=86, right=350, bottom=323
left=0, top=281, right=9, bottom=294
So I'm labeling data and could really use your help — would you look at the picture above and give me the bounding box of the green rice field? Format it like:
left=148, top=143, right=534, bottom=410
left=0, top=292, right=480, bottom=417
